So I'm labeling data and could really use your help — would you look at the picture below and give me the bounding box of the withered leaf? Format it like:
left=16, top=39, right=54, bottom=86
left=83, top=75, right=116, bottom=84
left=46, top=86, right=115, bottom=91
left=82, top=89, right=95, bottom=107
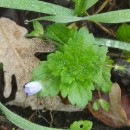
left=87, top=83, right=130, bottom=127
left=109, top=83, right=128, bottom=125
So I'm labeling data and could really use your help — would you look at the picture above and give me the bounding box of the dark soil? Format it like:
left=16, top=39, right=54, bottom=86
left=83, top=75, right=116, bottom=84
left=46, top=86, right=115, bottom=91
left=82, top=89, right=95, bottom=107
left=1, top=0, right=130, bottom=130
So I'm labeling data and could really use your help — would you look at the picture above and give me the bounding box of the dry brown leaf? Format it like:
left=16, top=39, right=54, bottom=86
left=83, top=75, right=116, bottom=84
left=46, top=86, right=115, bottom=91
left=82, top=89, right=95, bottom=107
left=109, top=83, right=128, bottom=125
left=87, top=83, right=130, bottom=127
left=0, top=17, right=81, bottom=111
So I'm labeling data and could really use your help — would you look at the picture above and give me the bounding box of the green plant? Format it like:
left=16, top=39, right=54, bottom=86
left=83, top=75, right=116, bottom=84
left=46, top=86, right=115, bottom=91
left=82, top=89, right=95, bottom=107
left=1, top=0, right=130, bottom=130
left=32, top=26, right=112, bottom=107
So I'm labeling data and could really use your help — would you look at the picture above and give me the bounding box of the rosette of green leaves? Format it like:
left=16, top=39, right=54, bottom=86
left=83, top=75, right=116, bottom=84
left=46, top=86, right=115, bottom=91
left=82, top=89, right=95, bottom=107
left=32, top=28, right=112, bottom=107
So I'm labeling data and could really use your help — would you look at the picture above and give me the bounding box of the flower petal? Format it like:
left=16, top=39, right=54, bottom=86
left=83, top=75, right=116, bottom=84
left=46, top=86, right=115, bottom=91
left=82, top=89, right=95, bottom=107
left=24, top=81, right=42, bottom=95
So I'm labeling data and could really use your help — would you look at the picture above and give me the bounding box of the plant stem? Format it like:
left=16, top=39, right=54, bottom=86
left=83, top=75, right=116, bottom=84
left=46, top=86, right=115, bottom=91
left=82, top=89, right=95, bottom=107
left=95, top=0, right=110, bottom=14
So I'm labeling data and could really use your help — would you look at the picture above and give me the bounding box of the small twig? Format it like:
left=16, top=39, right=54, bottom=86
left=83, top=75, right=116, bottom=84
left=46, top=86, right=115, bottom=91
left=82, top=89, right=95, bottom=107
left=36, top=110, right=51, bottom=125
left=49, top=110, right=53, bottom=127
left=85, top=7, right=116, bottom=37
left=93, top=22, right=116, bottom=37
left=108, top=0, right=119, bottom=11
left=98, top=91, right=102, bottom=99
left=28, top=111, right=36, bottom=121
left=108, top=52, right=125, bottom=59
left=95, top=0, right=110, bottom=14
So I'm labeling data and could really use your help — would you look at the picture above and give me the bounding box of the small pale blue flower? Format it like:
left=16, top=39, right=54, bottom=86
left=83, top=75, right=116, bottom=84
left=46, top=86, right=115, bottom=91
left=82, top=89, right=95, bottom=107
left=24, top=81, right=42, bottom=95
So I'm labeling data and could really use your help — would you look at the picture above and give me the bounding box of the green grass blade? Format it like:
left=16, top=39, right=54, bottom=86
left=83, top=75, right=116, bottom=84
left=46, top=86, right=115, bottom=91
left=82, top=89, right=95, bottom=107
left=1, top=1, right=130, bottom=24
left=0, top=0, right=74, bottom=16
left=28, top=15, right=83, bottom=23
left=86, top=9, right=130, bottom=23
left=95, top=38, right=130, bottom=51
left=30, top=9, right=130, bottom=23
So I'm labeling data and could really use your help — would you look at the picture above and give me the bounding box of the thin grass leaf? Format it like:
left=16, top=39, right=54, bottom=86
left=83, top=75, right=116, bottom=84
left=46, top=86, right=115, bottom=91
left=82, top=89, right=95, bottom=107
left=28, top=15, right=83, bottom=23
left=30, top=9, right=130, bottom=24
left=86, top=9, right=130, bottom=23
left=95, top=38, right=130, bottom=51
left=0, top=0, right=74, bottom=16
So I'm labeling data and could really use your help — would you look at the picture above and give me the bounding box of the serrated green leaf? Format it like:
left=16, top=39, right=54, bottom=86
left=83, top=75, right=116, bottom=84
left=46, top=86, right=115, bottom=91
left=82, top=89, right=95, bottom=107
left=32, top=61, right=49, bottom=82
left=97, top=46, right=108, bottom=62
left=60, top=81, right=94, bottom=107
left=60, top=67, right=75, bottom=84
left=60, top=83, right=70, bottom=98
left=45, top=23, right=77, bottom=46
left=70, top=120, right=93, bottom=130
left=93, top=65, right=112, bottom=93
left=92, top=68, right=103, bottom=86
left=38, top=77, right=60, bottom=97
left=101, top=67, right=112, bottom=93
left=116, top=23, right=130, bottom=43
left=74, top=27, right=96, bottom=45
left=68, top=82, right=91, bottom=107
left=47, top=51, right=65, bottom=76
